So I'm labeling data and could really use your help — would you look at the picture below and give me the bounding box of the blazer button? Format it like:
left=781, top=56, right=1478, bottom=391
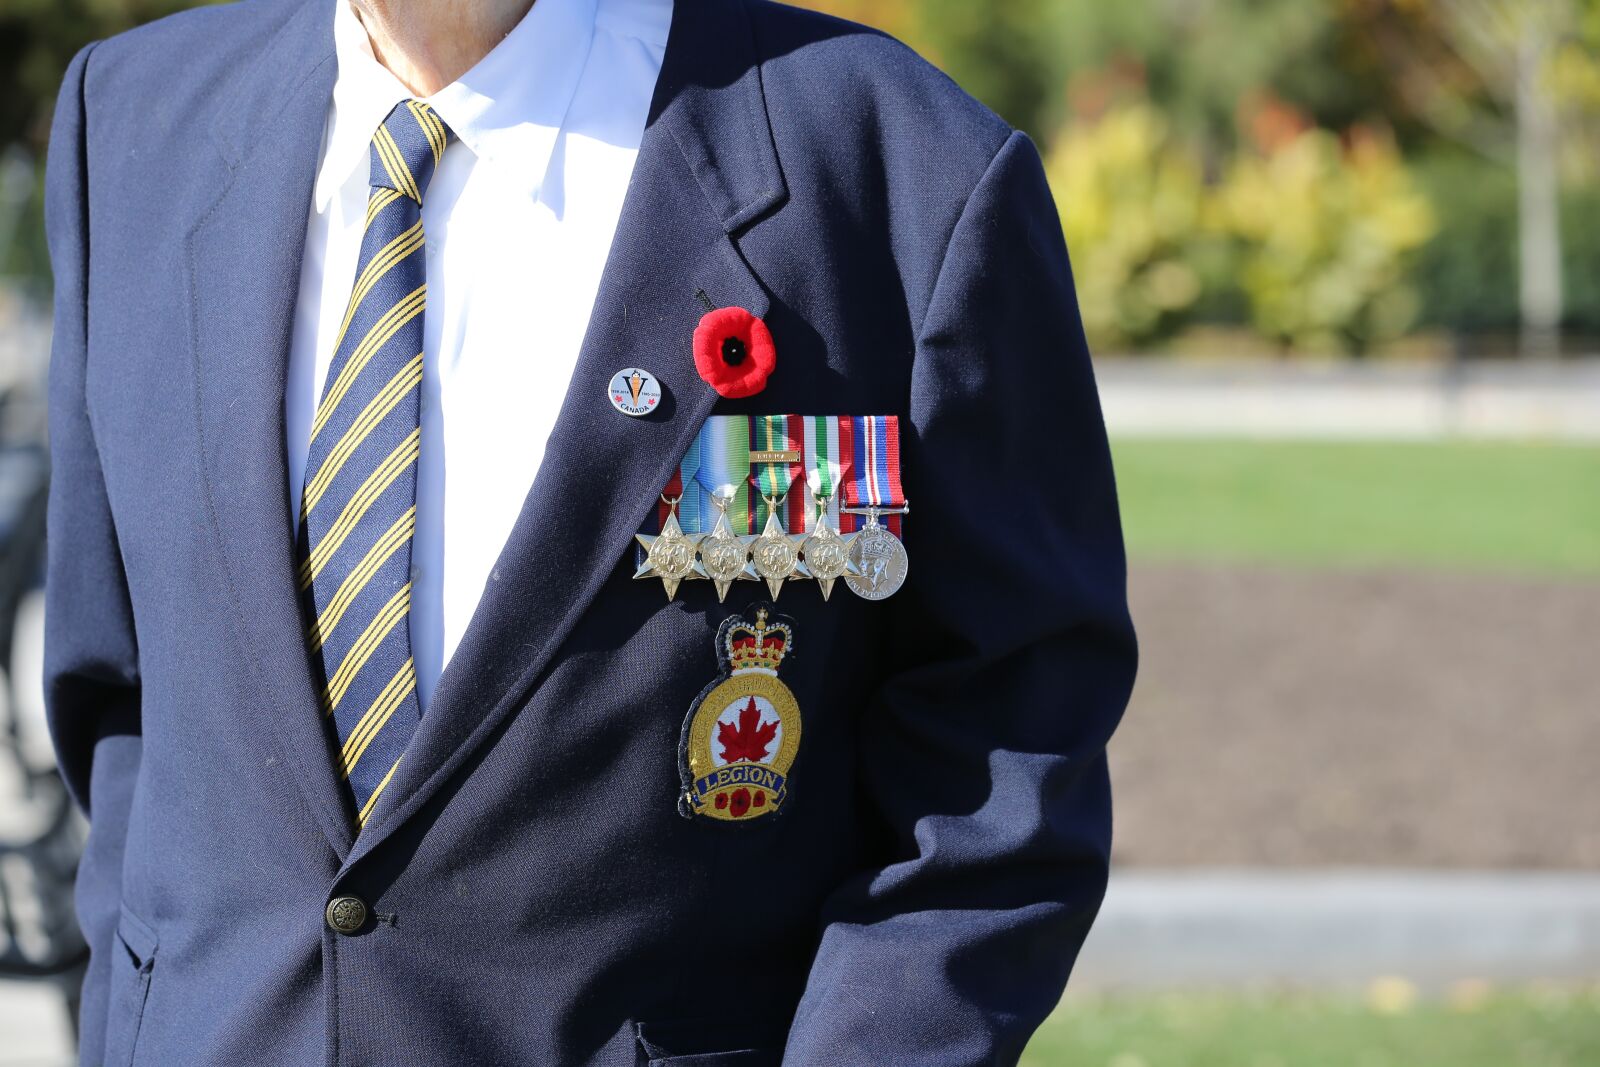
left=325, top=896, right=368, bottom=935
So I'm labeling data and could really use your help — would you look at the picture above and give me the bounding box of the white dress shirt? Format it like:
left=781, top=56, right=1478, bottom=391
left=286, top=0, right=673, bottom=712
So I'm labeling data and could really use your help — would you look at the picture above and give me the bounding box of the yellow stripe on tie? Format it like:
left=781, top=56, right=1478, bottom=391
left=365, top=187, right=402, bottom=226
left=338, top=660, right=416, bottom=775
left=339, top=660, right=414, bottom=761
left=358, top=756, right=403, bottom=825
left=409, top=100, right=446, bottom=162
left=301, top=354, right=424, bottom=517
left=299, top=428, right=422, bottom=588
left=374, top=124, right=411, bottom=199
left=309, top=506, right=416, bottom=653
left=332, top=220, right=425, bottom=352
left=426, top=113, right=447, bottom=162
left=310, top=285, right=426, bottom=442
left=375, top=125, right=418, bottom=201
left=407, top=100, right=443, bottom=165
left=323, top=582, right=411, bottom=711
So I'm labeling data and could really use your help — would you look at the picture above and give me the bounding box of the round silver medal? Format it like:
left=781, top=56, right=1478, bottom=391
left=607, top=368, right=662, bottom=417
left=845, top=524, right=908, bottom=600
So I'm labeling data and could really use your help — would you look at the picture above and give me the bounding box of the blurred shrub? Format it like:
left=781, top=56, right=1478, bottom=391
left=1048, top=98, right=1435, bottom=355
left=1045, top=102, right=1211, bottom=349
left=1215, top=126, right=1435, bottom=354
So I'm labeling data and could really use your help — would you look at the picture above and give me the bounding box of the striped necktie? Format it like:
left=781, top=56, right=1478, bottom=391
left=297, top=99, right=453, bottom=826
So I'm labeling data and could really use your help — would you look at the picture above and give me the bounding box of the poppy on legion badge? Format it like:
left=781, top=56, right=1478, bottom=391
left=678, top=604, right=802, bottom=822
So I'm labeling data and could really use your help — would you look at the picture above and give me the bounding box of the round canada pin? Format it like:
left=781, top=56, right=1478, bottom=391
left=608, top=367, right=663, bottom=417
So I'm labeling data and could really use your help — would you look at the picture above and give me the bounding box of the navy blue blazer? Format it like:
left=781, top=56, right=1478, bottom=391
left=43, top=0, right=1136, bottom=1063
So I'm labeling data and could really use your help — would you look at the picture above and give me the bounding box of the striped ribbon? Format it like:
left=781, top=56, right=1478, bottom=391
left=643, top=415, right=905, bottom=551
left=657, top=431, right=704, bottom=533
left=839, top=414, right=905, bottom=536
left=693, top=414, right=753, bottom=535
left=801, top=415, right=843, bottom=533
left=750, top=414, right=805, bottom=531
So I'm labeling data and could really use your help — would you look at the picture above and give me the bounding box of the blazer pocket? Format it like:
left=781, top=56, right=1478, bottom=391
left=645, top=1054, right=779, bottom=1067
left=635, top=1017, right=785, bottom=1067
left=102, top=902, right=159, bottom=1067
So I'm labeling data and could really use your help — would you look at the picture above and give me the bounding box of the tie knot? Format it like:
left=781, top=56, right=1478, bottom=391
left=369, top=100, right=455, bottom=203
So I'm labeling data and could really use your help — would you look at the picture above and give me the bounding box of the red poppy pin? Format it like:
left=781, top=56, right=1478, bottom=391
left=693, top=303, right=776, bottom=399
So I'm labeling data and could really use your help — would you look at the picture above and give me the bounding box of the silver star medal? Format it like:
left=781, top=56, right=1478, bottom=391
left=634, top=495, right=703, bottom=600
left=798, top=490, right=859, bottom=601
left=841, top=503, right=910, bottom=601
left=699, top=490, right=757, bottom=603
left=749, top=493, right=810, bottom=600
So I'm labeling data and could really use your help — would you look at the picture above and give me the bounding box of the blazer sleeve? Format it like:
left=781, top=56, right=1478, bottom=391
left=782, top=129, right=1137, bottom=1066
left=43, top=40, right=144, bottom=1064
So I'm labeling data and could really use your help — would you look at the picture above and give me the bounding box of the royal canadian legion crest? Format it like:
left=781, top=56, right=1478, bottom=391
left=678, top=604, right=802, bottom=822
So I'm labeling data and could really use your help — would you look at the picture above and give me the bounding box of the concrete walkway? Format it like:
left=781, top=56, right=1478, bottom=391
left=1095, top=357, right=1600, bottom=440
left=1073, top=868, right=1600, bottom=992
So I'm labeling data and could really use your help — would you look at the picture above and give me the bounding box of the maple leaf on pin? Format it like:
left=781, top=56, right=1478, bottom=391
left=717, top=697, right=779, bottom=764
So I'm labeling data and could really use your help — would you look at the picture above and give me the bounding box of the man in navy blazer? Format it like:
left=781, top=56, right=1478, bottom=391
left=43, top=0, right=1136, bottom=1063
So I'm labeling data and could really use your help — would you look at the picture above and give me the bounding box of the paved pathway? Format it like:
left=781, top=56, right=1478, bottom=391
left=1073, top=869, right=1600, bottom=992
left=1096, top=357, right=1600, bottom=439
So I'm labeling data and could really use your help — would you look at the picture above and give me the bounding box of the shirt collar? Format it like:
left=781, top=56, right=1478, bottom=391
left=315, top=0, right=600, bottom=212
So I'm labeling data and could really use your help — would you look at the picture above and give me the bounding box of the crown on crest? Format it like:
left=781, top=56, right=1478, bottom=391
left=725, top=607, right=792, bottom=675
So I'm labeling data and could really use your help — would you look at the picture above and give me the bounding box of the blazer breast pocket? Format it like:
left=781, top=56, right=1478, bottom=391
left=634, top=1016, right=785, bottom=1067
left=102, top=901, right=159, bottom=1067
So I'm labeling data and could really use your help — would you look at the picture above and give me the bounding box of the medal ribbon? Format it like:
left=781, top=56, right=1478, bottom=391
left=658, top=431, right=704, bottom=533
left=839, top=414, right=905, bottom=536
left=749, top=414, right=804, bottom=530
left=694, top=415, right=753, bottom=534
left=645, top=415, right=902, bottom=543
left=801, top=415, right=842, bottom=534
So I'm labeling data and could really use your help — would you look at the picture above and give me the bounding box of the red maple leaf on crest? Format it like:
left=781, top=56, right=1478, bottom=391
left=717, top=697, right=778, bottom=764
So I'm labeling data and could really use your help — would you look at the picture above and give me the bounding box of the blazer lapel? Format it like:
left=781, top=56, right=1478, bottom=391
left=186, top=1, right=356, bottom=857
left=347, top=0, right=788, bottom=861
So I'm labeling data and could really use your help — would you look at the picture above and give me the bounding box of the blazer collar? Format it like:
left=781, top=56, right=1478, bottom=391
left=208, top=0, right=338, bottom=169
left=345, top=0, right=788, bottom=865
left=186, top=0, right=788, bottom=864
left=205, top=0, right=787, bottom=224
left=188, top=0, right=350, bottom=855
left=649, top=0, right=787, bottom=232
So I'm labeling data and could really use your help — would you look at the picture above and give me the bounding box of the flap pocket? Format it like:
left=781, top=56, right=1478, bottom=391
left=635, top=1016, right=785, bottom=1067
left=116, top=902, right=159, bottom=971
left=105, top=902, right=159, bottom=1067
left=644, top=1054, right=778, bottom=1067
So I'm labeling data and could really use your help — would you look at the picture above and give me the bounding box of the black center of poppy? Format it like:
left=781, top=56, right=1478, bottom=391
left=721, top=336, right=747, bottom=366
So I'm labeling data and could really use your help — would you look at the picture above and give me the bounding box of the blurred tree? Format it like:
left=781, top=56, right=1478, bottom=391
left=1048, top=0, right=1388, bottom=160
left=802, top=0, right=1060, bottom=136
left=1413, top=151, right=1600, bottom=340
left=1344, top=0, right=1596, bottom=357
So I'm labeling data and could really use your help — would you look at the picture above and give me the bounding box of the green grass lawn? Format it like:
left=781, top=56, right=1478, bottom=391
left=1111, top=439, right=1600, bottom=576
left=1022, top=986, right=1600, bottom=1067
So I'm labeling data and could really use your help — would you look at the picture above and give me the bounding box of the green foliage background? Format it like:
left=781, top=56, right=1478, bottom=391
left=4, top=0, right=1599, bottom=353
left=813, top=0, right=1600, bottom=354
